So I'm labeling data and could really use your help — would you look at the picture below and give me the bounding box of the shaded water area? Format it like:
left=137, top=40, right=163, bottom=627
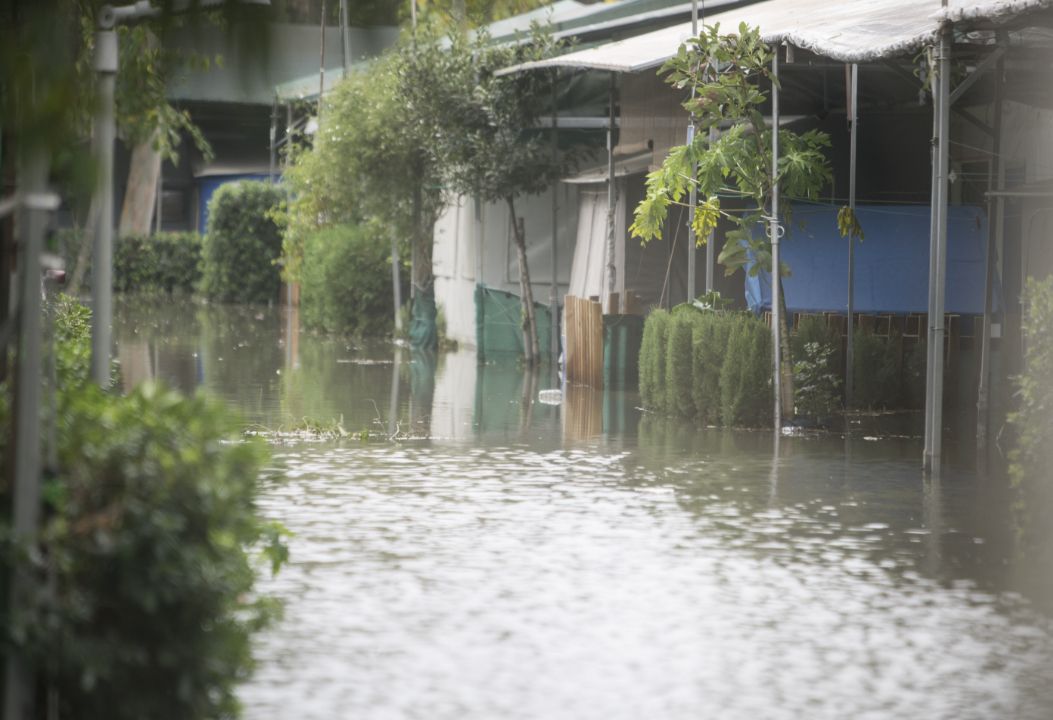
left=114, top=298, right=1053, bottom=719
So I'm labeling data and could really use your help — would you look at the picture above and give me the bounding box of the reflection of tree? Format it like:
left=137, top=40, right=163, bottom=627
left=198, top=304, right=285, bottom=424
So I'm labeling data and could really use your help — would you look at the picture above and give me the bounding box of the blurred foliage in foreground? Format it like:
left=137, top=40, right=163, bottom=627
left=1009, top=276, right=1053, bottom=564
left=0, top=295, right=287, bottom=719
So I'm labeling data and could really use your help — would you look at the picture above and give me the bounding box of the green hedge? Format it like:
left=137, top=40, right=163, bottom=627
left=1009, top=277, right=1053, bottom=562
left=665, top=310, right=698, bottom=417
left=693, top=313, right=735, bottom=425
left=791, top=316, right=842, bottom=419
left=639, top=308, right=771, bottom=427
left=718, top=313, right=772, bottom=427
left=1, top=296, right=286, bottom=719
left=202, top=181, right=286, bottom=304
left=301, top=223, right=394, bottom=337
left=639, top=308, right=670, bottom=410
left=57, top=230, right=202, bottom=294
left=851, top=328, right=902, bottom=409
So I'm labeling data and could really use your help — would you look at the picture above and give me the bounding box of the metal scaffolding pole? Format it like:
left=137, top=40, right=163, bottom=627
left=846, top=63, right=858, bottom=406
left=686, top=0, right=699, bottom=301
left=3, top=147, right=50, bottom=720
left=771, top=47, right=782, bottom=432
left=924, top=28, right=952, bottom=472
left=550, top=72, right=560, bottom=367
left=605, top=72, right=617, bottom=308
left=977, top=48, right=1005, bottom=454
left=91, top=23, right=117, bottom=388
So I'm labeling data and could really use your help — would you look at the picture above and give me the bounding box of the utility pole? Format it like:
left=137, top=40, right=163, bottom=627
left=92, top=8, right=118, bottom=388
left=339, top=0, right=351, bottom=73
left=771, top=47, right=782, bottom=433
left=686, top=0, right=698, bottom=302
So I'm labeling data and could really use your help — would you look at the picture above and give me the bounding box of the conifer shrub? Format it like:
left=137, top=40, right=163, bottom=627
left=1009, top=277, right=1053, bottom=565
left=300, top=223, right=393, bottom=337
left=639, top=308, right=671, bottom=410
left=903, top=337, right=927, bottom=409
left=692, top=312, right=734, bottom=425
left=202, top=181, right=286, bottom=304
left=719, top=314, right=772, bottom=427
left=851, top=327, right=902, bottom=409
left=665, top=310, right=700, bottom=417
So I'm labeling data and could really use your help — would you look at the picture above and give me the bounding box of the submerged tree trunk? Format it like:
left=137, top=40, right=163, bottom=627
left=778, top=281, right=795, bottom=420
left=507, top=195, right=539, bottom=365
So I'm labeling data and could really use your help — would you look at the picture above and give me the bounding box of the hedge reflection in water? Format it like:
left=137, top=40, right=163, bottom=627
left=112, top=298, right=1053, bottom=720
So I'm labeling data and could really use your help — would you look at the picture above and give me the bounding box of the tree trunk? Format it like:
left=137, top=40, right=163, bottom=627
left=778, top=281, right=795, bottom=420
left=119, top=132, right=161, bottom=236
left=507, top=195, right=539, bottom=365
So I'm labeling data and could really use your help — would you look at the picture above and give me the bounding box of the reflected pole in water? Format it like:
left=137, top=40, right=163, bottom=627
left=388, top=348, right=401, bottom=439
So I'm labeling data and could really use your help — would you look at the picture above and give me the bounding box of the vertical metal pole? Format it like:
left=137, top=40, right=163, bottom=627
left=391, top=231, right=402, bottom=333
left=706, top=123, right=717, bottom=293
left=925, top=28, right=952, bottom=472
left=550, top=72, right=560, bottom=366
left=285, top=103, right=292, bottom=169
left=605, top=72, right=617, bottom=307
left=154, top=162, right=163, bottom=234
left=686, top=0, right=699, bottom=301
left=846, top=63, right=858, bottom=406
left=771, top=47, right=782, bottom=432
left=410, top=0, right=416, bottom=29
left=923, top=56, right=939, bottom=465
left=339, top=0, right=351, bottom=73
left=977, top=49, right=1005, bottom=454
left=92, top=26, right=117, bottom=388
left=318, top=0, right=326, bottom=116
left=4, top=147, right=49, bottom=720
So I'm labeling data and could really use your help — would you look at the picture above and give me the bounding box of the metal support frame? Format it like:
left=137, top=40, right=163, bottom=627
left=771, top=48, right=782, bottom=432
left=977, top=44, right=1006, bottom=453
left=846, top=63, right=858, bottom=406
left=923, top=28, right=952, bottom=472
left=3, top=147, right=49, bottom=720
left=91, top=22, right=117, bottom=388
left=269, top=96, right=278, bottom=183
left=605, top=72, right=617, bottom=307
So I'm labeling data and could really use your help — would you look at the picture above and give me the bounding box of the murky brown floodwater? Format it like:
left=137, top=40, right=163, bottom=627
left=114, top=299, right=1053, bottom=720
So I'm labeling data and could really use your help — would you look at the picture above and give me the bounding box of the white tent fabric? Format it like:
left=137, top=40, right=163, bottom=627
left=498, top=0, right=1053, bottom=74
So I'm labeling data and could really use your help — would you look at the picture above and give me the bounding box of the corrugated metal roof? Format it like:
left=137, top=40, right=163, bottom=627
left=498, top=0, right=1053, bottom=74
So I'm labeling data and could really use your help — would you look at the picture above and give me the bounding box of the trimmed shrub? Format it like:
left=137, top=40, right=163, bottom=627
left=719, top=313, right=772, bottom=427
left=903, top=337, right=927, bottom=409
left=202, top=181, right=286, bottom=304
left=692, top=312, right=734, bottom=425
left=300, top=223, right=394, bottom=337
left=56, top=229, right=202, bottom=294
left=792, top=315, right=842, bottom=374
left=1009, top=277, right=1053, bottom=562
left=114, top=232, right=202, bottom=294
left=665, top=310, right=699, bottom=416
left=851, top=327, right=902, bottom=409
left=639, top=308, right=671, bottom=410
left=1, top=296, right=286, bottom=719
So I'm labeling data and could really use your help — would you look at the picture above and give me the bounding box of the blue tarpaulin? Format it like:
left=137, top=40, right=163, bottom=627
left=744, top=203, right=996, bottom=315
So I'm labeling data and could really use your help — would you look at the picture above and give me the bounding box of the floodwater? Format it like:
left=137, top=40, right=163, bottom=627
left=113, top=299, right=1053, bottom=720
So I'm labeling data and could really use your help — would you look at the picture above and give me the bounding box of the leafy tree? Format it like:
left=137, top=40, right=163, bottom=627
left=630, top=23, right=833, bottom=419
left=432, top=26, right=575, bottom=364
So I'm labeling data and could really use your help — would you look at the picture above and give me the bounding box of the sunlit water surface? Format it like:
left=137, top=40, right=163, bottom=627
left=114, top=300, right=1053, bottom=719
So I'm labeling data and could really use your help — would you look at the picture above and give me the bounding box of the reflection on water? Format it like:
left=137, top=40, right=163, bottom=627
left=112, top=299, right=1053, bottom=720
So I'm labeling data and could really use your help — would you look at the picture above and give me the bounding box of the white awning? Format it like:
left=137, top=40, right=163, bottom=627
left=497, top=0, right=1053, bottom=74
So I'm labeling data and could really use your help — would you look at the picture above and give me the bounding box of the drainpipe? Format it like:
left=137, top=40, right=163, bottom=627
left=924, top=26, right=952, bottom=473
left=771, top=46, right=782, bottom=432
left=846, top=63, right=858, bottom=406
